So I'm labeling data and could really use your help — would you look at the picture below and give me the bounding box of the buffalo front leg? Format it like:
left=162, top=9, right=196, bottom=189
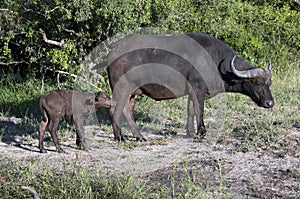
left=189, top=84, right=207, bottom=139
left=73, top=115, right=88, bottom=150
left=123, top=94, right=146, bottom=142
left=195, top=91, right=207, bottom=138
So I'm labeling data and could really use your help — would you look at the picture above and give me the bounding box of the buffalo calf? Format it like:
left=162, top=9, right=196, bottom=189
left=38, top=89, right=111, bottom=153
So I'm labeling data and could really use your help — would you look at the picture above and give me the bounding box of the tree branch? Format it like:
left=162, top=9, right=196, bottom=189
left=63, top=29, right=81, bottom=37
left=44, top=6, right=60, bottom=16
left=53, top=70, right=78, bottom=78
left=38, top=28, right=65, bottom=47
left=45, top=69, right=100, bottom=90
left=0, top=61, right=28, bottom=66
left=0, top=8, right=14, bottom=14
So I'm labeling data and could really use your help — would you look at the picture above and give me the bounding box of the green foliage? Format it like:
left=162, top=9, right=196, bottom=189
left=46, top=40, right=78, bottom=70
left=0, top=155, right=222, bottom=198
left=1, top=0, right=299, bottom=134
left=0, top=157, right=150, bottom=199
left=0, top=77, right=57, bottom=117
left=150, top=0, right=200, bottom=32
left=1, top=0, right=299, bottom=78
left=1, top=0, right=299, bottom=143
left=195, top=0, right=300, bottom=70
left=0, top=2, right=299, bottom=198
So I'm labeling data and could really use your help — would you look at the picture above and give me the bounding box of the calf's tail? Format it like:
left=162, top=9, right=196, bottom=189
left=39, top=96, right=49, bottom=136
left=40, top=96, right=49, bottom=124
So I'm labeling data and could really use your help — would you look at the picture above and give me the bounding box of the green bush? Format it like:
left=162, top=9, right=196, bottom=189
left=1, top=0, right=299, bottom=76
left=196, top=0, right=299, bottom=72
left=0, top=77, right=57, bottom=117
left=150, top=0, right=299, bottom=72
left=0, top=0, right=299, bottom=117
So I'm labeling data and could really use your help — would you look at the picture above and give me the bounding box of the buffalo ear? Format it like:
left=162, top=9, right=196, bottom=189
left=230, top=78, right=243, bottom=84
left=85, top=98, right=94, bottom=105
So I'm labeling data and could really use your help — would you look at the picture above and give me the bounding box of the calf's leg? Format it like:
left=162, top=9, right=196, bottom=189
left=39, top=113, right=48, bottom=153
left=73, top=115, right=88, bottom=150
left=48, top=116, right=64, bottom=153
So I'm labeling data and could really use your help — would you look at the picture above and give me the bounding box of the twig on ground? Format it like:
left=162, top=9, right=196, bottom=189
left=21, top=186, right=40, bottom=199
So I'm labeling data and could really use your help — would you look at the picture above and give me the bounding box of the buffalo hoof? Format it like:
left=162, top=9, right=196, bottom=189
left=194, top=133, right=206, bottom=141
left=186, top=131, right=195, bottom=138
left=198, top=126, right=207, bottom=136
left=120, top=136, right=126, bottom=142
left=57, top=148, right=65, bottom=153
left=115, top=136, right=126, bottom=142
left=77, top=146, right=89, bottom=151
left=136, top=137, right=147, bottom=142
left=77, top=143, right=89, bottom=151
left=186, top=128, right=195, bottom=137
left=194, top=127, right=206, bottom=141
left=40, top=148, right=47, bottom=153
left=159, top=130, right=170, bottom=136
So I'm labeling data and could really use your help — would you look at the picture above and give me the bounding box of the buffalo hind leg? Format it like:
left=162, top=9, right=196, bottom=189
left=109, top=93, right=127, bottom=141
left=39, top=113, right=48, bottom=153
left=49, top=116, right=65, bottom=153
left=109, top=107, right=125, bottom=141
left=186, top=93, right=195, bottom=137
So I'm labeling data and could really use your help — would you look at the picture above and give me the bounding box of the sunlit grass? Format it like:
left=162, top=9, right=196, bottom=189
left=0, top=62, right=298, bottom=198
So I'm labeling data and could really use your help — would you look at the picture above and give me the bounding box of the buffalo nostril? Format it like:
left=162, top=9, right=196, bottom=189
left=266, top=100, right=274, bottom=108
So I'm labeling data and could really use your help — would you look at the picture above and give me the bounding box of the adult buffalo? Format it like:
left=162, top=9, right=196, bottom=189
left=107, top=32, right=274, bottom=141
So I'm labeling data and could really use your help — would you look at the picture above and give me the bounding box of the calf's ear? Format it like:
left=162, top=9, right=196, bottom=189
left=85, top=98, right=94, bottom=105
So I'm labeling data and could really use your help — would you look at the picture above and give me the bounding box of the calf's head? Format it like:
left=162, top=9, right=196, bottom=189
left=231, top=56, right=275, bottom=108
left=94, top=91, right=112, bottom=108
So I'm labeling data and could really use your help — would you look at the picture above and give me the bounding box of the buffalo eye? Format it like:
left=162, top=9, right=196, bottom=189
left=254, top=79, right=266, bottom=85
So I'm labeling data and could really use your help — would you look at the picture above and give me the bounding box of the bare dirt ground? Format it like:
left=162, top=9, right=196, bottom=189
left=0, top=117, right=299, bottom=198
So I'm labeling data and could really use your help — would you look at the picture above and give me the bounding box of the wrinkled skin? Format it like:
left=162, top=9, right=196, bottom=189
left=107, top=33, right=275, bottom=142
left=38, top=90, right=111, bottom=153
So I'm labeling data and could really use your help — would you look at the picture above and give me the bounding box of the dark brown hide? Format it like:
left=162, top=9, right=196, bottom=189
left=38, top=90, right=111, bottom=153
left=107, top=33, right=274, bottom=141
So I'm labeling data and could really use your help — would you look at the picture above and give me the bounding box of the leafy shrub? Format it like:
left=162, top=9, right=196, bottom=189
left=1, top=0, right=299, bottom=77
left=0, top=0, right=299, bottom=117
left=188, top=0, right=298, bottom=72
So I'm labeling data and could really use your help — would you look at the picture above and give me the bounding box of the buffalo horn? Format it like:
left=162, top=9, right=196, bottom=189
left=231, top=55, right=265, bottom=78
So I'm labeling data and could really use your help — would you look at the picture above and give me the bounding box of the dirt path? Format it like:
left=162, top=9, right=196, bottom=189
left=1, top=121, right=299, bottom=198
